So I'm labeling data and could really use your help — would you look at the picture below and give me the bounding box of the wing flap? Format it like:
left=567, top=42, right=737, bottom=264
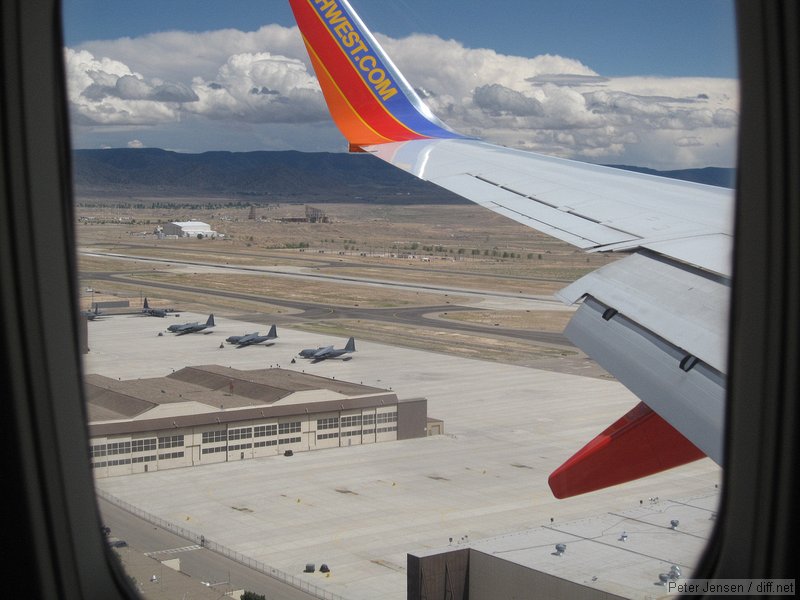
left=565, top=295, right=725, bottom=463
left=558, top=252, right=730, bottom=373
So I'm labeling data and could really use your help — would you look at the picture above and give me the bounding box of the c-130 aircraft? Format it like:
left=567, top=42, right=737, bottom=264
left=167, top=313, right=215, bottom=335
left=298, top=336, right=356, bottom=363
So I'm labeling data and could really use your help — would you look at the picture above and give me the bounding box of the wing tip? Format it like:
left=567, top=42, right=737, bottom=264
left=548, top=402, right=706, bottom=499
left=289, top=0, right=462, bottom=145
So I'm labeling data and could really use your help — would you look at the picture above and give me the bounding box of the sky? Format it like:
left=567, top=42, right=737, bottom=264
left=62, top=0, right=739, bottom=169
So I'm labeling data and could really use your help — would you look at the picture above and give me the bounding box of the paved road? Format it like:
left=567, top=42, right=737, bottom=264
left=87, top=270, right=573, bottom=348
left=91, top=243, right=578, bottom=284
left=83, top=250, right=568, bottom=302
left=99, top=497, right=320, bottom=600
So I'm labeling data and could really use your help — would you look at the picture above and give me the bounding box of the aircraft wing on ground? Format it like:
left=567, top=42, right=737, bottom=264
left=298, top=346, right=325, bottom=358
left=311, top=345, right=334, bottom=359
left=288, top=0, right=732, bottom=498
left=227, top=332, right=258, bottom=345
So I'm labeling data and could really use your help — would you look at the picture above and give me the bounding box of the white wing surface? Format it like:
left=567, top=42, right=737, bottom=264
left=366, top=139, right=731, bottom=466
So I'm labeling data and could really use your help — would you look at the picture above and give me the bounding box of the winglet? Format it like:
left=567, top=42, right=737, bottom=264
left=548, top=402, right=705, bottom=499
left=288, top=0, right=464, bottom=148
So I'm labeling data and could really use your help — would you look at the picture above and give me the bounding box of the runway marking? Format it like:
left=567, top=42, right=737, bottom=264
left=144, top=544, right=202, bottom=557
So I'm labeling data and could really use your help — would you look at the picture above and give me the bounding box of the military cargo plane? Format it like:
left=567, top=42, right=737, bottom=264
left=298, top=337, right=355, bottom=363
left=227, top=324, right=278, bottom=348
left=167, top=314, right=215, bottom=335
left=141, top=297, right=168, bottom=318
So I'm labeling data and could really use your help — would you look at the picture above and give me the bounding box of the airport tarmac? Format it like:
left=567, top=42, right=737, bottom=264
left=89, top=312, right=720, bottom=600
left=82, top=249, right=570, bottom=308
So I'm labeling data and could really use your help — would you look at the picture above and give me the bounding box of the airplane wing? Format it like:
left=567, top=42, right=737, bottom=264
left=288, top=0, right=731, bottom=497
left=236, top=337, right=267, bottom=348
left=312, top=345, right=334, bottom=358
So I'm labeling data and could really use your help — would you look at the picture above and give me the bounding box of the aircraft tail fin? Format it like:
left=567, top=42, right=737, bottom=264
left=143, top=297, right=150, bottom=309
left=288, top=0, right=463, bottom=148
left=267, top=324, right=277, bottom=338
left=207, top=314, right=215, bottom=327
left=345, top=336, right=355, bottom=352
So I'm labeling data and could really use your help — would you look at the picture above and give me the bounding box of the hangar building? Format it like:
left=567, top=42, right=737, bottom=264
left=162, top=220, right=217, bottom=238
left=86, top=366, right=429, bottom=478
left=405, top=489, right=718, bottom=600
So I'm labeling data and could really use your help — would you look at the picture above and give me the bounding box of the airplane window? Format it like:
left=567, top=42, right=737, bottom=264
left=56, top=1, right=744, bottom=598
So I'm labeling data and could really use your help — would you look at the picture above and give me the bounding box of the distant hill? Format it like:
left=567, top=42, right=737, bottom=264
left=72, top=148, right=468, bottom=204
left=607, top=165, right=735, bottom=188
left=72, top=148, right=735, bottom=203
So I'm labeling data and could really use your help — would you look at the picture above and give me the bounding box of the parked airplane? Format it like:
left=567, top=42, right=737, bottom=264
left=141, top=297, right=167, bottom=318
left=299, top=337, right=355, bottom=363
left=167, top=314, right=215, bottom=335
left=226, top=331, right=257, bottom=344
left=227, top=324, right=278, bottom=348
left=289, top=0, right=730, bottom=498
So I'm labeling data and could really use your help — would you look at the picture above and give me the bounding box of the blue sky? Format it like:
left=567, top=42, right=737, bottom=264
left=63, top=0, right=737, bottom=77
left=62, top=0, right=739, bottom=168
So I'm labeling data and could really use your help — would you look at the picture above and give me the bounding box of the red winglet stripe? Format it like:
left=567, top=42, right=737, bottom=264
left=304, top=37, right=393, bottom=145
left=548, top=402, right=706, bottom=499
left=291, top=0, right=427, bottom=144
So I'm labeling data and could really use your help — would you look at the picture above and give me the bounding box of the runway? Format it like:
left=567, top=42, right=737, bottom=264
left=84, top=252, right=575, bottom=349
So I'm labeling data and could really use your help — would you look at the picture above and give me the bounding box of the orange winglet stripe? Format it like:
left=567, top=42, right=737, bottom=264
left=548, top=402, right=706, bottom=499
left=292, top=0, right=425, bottom=143
left=289, top=0, right=463, bottom=146
left=304, top=38, right=393, bottom=145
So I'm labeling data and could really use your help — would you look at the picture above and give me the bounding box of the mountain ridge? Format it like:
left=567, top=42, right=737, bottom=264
left=72, top=148, right=735, bottom=203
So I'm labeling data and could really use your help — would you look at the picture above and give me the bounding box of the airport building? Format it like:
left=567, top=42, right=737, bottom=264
left=161, top=220, right=217, bottom=238
left=86, top=366, right=429, bottom=478
left=407, top=490, right=718, bottom=600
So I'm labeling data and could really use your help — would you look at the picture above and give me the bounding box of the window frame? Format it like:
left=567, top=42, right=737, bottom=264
left=0, top=1, right=796, bottom=597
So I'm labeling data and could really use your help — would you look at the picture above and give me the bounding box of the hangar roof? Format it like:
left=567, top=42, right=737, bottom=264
left=170, top=221, right=210, bottom=229
left=86, top=366, right=398, bottom=437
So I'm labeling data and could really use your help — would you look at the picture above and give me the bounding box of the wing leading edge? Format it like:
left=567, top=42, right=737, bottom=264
left=288, top=0, right=732, bottom=497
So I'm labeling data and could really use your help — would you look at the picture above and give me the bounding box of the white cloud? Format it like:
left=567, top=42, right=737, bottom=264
left=187, top=52, right=327, bottom=123
left=127, top=139, right=144, bottom=148
left=65, top=48, right=187, bottom=125
left=76, top=25, right=308, bottom=83
left=65, top=27, right=739, bottom=168
left=473, top=84, right=543, bottom=117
